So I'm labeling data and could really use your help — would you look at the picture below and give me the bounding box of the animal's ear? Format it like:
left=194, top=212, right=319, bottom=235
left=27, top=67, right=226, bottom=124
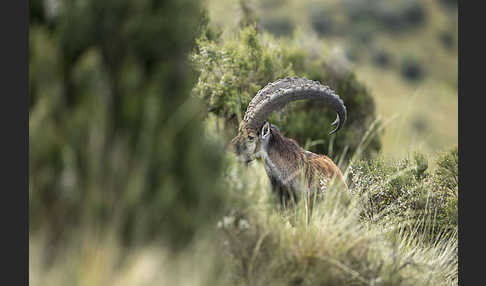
left=261, top=122, right=271, bottom=139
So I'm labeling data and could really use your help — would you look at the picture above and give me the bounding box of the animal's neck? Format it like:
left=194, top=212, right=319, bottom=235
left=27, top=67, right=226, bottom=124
left=260, top=131, right=303, bottom=184
left=268, top=132, right=301, bottom=160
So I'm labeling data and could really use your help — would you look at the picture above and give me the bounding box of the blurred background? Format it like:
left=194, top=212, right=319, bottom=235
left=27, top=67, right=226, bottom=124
left=29, top=0, right=457, bottom=285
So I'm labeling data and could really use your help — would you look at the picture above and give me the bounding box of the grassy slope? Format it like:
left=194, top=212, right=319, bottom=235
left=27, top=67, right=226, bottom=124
left=30, top=151, right=458, bottom=285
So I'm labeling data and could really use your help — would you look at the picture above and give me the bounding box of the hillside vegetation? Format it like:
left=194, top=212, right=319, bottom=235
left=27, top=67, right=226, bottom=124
left=29, top=0, right=458, bottom=285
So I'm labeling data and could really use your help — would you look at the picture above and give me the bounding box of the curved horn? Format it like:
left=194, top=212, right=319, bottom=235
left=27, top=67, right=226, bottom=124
left=243, top=77, right=347, bottom=134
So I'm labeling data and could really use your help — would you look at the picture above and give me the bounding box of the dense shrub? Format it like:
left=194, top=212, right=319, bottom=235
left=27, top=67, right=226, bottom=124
left=191, top=25, right=381, bottom=162
left=29, top=0, right=228, bottom=251
left=432, top=147, right=458, bottom=194
left=348, top=147, right=458, bottom=241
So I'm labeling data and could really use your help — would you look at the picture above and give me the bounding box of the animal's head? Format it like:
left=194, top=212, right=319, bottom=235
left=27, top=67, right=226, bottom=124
left=230, top=120, right=276, bottom=164
left=230, top=77, right=347, bottom=164
left=231, top=122, right=261, bottom=164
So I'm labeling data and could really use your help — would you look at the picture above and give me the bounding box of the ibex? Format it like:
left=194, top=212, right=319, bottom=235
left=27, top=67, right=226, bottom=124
left=231, top=77, right=348, bottom=206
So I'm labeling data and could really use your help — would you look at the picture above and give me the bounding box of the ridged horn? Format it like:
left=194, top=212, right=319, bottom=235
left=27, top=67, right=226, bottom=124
left=243, top=77, right=347, bottom=134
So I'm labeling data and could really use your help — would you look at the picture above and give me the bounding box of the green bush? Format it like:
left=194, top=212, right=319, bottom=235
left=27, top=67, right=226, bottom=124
left=29, top=0, right=228, bottom=251
left=348, top=147, right=458, bottom=241
left=191, top=25, right=381, bottom=162
left=433, top=146, right=458, bottom=193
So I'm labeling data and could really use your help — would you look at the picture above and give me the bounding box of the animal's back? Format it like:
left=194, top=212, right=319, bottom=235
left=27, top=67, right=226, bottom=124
left=303, top=150, right=349, bottom=192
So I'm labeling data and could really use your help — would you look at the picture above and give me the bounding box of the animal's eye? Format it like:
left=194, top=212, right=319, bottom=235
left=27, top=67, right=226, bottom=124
left=248, top=136, right=255, bottom=141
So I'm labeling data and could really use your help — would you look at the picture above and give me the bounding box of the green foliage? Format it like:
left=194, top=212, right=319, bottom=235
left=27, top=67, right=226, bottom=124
left=191, top=25, right=381, bottom=161
left=29, top=0, right=228, bottom=250
left=348, top=147, right=458, bottom=241
left=433, top=146, right=458, bottom=193
left=215, top=160, right=457, bottom=286
left=430, top=147, right=458, bottom=228
left=29, top=153, right=459, bottom=285
left=30, top=2, right=458, bottom=285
